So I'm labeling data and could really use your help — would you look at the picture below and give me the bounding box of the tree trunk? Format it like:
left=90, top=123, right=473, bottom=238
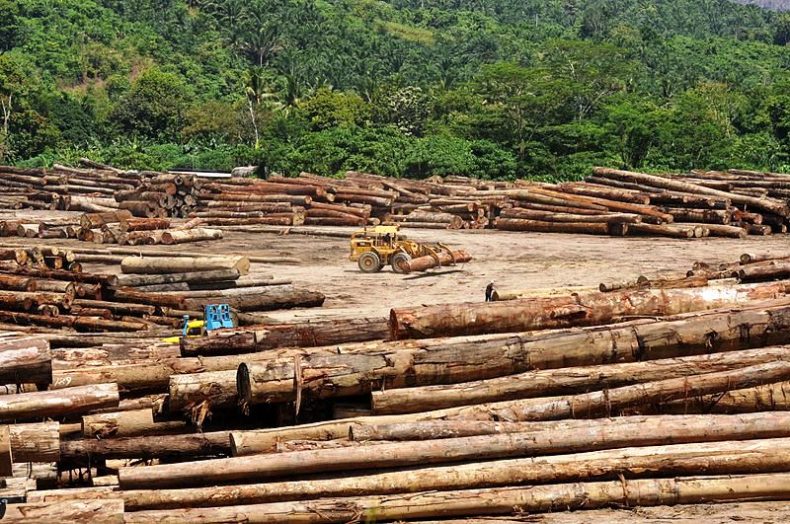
left=9, top=421, right=60, bottom=462
left=370, top=345, right=790, bottom=414
left=121, top=473, right=790, bottom=524
left=122, top=437, right=790, bottom=511
left=120, top=256, right=250, bottom=275
left=0, top=336, right=51, bottom=384
left=0, top=383, right=118, bottom=421
left=389, top=282, right=790, bottom=339
left=121, top=410, right=790, bottom=488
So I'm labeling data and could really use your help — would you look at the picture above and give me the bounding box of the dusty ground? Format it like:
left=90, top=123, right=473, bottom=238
left=212, top=225, right=790, bottom=321
left=3, top=214, right=789, bottom=322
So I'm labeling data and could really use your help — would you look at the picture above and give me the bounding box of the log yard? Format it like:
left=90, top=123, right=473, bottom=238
left=6, top=160, right=790, bottom=523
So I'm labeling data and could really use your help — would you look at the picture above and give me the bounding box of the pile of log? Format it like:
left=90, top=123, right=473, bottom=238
left=6, top=253, right=790, bottom=521
left=0, top=211, right=224, bottom=246
left=0, top=250, right=325, bottom=334
left=4, top=160, right=789, bottom=238
left=0, top=160, right=206, bottom=219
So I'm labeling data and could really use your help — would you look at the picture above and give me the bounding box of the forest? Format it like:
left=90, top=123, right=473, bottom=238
left=1, top=0, right=789, bottom=180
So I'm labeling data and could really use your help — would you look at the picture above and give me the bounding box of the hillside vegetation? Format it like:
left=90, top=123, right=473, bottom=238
left=1, top=0, right=789, bottom=179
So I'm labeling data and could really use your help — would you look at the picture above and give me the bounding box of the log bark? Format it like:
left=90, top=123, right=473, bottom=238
left=0, top=336, right=51, bottom=384
left=121, top=410, right=790, bottom=488
left=120, top=256, right=250, bottom=275
left=370, top=345, right=790, bottom=414
left=122, top=437, right=790, bottom=511
left=390, top=282, right=790, bottom=339
left=119, top=473, right=790, bottom=524
left=0, top=383, right=119, bottom=421
left=8, top=421, right=60, bottom=462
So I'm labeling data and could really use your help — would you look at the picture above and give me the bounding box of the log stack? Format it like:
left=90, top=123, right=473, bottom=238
left=5, top=253, right=790, bottom=521
left=4, top=161, right=790, bottom=238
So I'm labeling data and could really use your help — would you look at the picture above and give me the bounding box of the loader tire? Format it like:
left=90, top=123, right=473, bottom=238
left=358, top=252, right=382, bottom=273
left=391, top=252, right=411, bottom=274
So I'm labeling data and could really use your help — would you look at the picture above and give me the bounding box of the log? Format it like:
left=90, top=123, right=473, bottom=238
left=109, top=268, right=240, bottom=288
left=80, top=210, right=133, bottom=229
left=81, top=409, right=155, bottom=438
left=499, top=209, right=643, bottom=223
left=120, top=256, right=250, bottom=275
left=660, top=207, right=732, bottom=224
left=181, top=286, right=325, bottom=312
left=389, top=282, right=790, bottom=339
left=59, top=431, right=230, bottom=463
left=0, top=336, right=51, bottom=384
left=160, top=228, right=223, bottom=245
left=180, top=317, right=389, bottom=356
left=739, top=260, right=790, bottom=282
left=1, top=500, right=124, bottom=523
left=8, top=421, right=60, bottom=462
left=0, top=383, right=118, bottom=421
left=370, top=345, right=790, bottom=414
left=0, top=424, right=11, bottom=475
left=118, top=473, right=790, bottom=524
left=402, top=250, right=472, bottom=273
left=625, top=223, right=696, bottom=238
left=494, top=218, right=615, bottom=235
left=121, top=409, right=790, bottom=488
left=122, top=437, right=790, bottom=511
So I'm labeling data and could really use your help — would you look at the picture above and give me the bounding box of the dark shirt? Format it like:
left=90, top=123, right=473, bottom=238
left=485, top=283, right=495, bottom=302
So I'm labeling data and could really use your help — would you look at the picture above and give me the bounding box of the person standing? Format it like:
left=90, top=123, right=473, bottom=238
left=485, top=282, right=496, bottom=302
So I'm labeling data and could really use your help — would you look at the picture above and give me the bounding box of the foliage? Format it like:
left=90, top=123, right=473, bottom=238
left=2, top=0, right=790, bottom=181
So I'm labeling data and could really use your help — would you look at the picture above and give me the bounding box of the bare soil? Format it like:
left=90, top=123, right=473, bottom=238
left=216, top=226, right=790, bottom=321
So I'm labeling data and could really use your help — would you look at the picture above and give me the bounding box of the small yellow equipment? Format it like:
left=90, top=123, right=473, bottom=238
left=349, top=224, right=452, bottom=273
left=161, top=304, right=236, bottom=343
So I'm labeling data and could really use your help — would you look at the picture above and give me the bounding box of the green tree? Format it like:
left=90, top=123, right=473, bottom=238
left=112, top=68, right=193, bottom=139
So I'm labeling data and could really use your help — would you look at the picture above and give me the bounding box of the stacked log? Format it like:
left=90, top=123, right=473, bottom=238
left=8, top=254, right=790, bottom=523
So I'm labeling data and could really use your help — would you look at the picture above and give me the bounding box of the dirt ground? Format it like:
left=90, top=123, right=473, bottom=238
left=3, top=216, right=789, bottom=322
left=214, top=225, right=790, bottom=321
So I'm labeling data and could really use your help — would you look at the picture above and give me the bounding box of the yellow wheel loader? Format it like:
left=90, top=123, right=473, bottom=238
left=349, top=225, right=452, bottom=273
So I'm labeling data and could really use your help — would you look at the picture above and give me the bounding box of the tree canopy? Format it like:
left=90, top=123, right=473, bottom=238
left=2, top=0, right=789, bottom=179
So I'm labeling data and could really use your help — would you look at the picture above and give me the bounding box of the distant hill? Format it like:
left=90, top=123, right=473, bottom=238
left=734, top=0, right=790, bottom=10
